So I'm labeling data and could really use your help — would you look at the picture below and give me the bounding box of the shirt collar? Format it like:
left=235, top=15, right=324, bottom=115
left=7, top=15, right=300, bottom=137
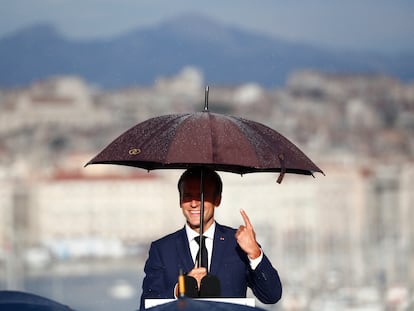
left=185, top=222, right=216, bottom=241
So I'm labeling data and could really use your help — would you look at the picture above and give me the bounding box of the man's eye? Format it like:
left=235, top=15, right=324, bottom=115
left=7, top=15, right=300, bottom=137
left=182, top=195, right=191, bottom=201
left=182, top=194, right=199, bottom=201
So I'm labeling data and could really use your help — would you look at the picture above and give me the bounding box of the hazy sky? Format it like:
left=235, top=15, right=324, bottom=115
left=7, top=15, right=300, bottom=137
left=1, top=0, right=414, bottom=54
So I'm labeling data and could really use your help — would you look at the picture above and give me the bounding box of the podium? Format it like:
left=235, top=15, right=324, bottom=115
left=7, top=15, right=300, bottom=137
left=145, top=298, right=255, bottom=309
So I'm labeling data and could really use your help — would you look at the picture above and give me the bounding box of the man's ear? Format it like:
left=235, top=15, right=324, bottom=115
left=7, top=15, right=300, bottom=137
left=214, top=195, right=222, bottom=207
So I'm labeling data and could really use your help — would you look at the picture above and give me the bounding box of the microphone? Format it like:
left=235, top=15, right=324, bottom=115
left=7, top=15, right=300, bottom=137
left=183, top=275, right=199, bottom=298
left=199, top=274, right=221, bottom=298
left=182, top=274, right=221, bottom=298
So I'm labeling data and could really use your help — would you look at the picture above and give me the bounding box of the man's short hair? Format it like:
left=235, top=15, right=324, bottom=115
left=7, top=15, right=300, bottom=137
left=177, top=167, right=223, bottom=196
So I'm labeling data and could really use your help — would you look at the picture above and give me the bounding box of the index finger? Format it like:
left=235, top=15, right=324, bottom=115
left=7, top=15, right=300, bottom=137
left=240, top=209, right=253, bottom=228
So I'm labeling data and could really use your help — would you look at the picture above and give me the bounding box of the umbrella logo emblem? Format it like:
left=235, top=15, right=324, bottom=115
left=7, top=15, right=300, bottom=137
left=129, top=148, right=141, bottom=155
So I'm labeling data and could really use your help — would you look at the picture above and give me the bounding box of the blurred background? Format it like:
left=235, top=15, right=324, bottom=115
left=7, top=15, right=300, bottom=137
left=1, top=1, right=414, bottom=310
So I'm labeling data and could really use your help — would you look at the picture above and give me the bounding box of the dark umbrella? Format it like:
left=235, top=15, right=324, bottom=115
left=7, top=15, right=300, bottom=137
left=145, top=297, right=266, bottom=311
left=85, top=87, right=323, bottom=268
left=86, top=88, right=323, bottom=182
left=0, top=290, right=74, bottom=311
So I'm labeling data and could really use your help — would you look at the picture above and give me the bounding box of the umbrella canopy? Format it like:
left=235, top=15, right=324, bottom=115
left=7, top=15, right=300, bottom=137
left=0, top=290, right=74, bottom=311
left=146, top=298, right=266, bottom=311
left=85, top=111, right=323, bottom=183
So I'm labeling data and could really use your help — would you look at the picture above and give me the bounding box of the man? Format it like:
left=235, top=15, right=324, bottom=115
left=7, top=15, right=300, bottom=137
left=139, top=167, right=282, bottom=309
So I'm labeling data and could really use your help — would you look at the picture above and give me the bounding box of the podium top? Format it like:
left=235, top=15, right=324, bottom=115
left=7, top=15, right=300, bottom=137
left=144, top=298, right=255, bottom=309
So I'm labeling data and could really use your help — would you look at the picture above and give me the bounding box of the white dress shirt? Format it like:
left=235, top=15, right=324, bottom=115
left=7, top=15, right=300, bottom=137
left=186, top=222, right=215, bottom=270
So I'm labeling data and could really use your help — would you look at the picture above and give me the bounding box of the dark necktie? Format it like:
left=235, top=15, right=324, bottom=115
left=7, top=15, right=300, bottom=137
left=195, top=235, right=208, bottom=270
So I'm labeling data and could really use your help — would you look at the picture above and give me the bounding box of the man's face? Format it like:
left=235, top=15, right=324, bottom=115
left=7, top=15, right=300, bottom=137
left=179, top=176, right=221, bottom=232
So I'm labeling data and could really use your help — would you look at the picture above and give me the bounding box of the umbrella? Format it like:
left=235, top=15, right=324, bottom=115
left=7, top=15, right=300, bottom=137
left=86, top=87, right=323, bottom=182
left=0, top=290, right=74, bottom=311
left=85, top=86, right=323, bottom=269
left=145, top=298, right=266, bottom=311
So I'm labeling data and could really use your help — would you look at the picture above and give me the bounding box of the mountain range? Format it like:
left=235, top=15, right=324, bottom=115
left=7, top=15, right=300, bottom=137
left=1, top=13, right=414, bottom=89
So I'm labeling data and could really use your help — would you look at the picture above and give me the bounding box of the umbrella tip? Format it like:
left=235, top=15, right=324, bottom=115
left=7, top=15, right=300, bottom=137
left=204, top=86, right=209, bottom=112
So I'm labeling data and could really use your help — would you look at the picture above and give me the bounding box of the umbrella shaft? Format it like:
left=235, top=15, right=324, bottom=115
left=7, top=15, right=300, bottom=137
left=198, top=169, right=205, bottom=268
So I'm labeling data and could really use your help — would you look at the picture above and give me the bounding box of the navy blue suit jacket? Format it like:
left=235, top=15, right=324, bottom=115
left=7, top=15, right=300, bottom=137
left=140, top=223, right=282, bottom=309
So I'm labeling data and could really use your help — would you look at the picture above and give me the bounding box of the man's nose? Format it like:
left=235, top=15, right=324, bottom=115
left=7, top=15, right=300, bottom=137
left=190, top=199, right=199, bottom=207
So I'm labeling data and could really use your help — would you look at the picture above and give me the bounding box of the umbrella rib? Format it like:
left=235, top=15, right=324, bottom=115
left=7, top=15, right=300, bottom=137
left=226, top=115, right=321, bottom=175
left=226, top=116, right=280, bottom=169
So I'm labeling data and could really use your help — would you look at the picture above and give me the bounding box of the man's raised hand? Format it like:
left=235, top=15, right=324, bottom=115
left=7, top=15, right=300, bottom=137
left=235, top=209, right=261, bottom=259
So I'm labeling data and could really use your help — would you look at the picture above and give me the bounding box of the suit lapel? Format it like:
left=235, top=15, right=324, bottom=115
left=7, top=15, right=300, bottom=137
left=210, top=223, right=227, bottom=274
left=176, top=227, right=195, bottom=273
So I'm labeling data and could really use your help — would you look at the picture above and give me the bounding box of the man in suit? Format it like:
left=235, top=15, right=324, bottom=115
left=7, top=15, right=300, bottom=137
left=139, top=168, right=282, bottom=309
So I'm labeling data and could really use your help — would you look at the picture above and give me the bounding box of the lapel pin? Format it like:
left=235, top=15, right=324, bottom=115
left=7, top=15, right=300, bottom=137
left=220, top=237, right=224, bottom=241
